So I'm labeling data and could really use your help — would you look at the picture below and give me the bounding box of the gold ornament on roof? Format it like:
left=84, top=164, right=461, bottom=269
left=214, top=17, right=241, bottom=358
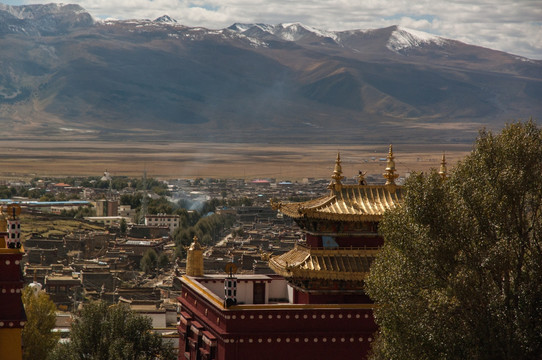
left=186, top=236, right=204, bottom=276
left=439, top=152, right=447, bottom=180
left=188, top=235, right=203, bottom=251
left=260, top=251, right=272, bottom=261
left=328, top=152, right=344, bottom=192
left=382, top=144, right=399, bottom=189
left=357, top=170, right=367, bottom=186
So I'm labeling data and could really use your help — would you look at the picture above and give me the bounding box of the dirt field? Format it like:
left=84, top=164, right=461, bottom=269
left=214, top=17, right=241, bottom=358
left=0, top=140, right=472, bottom=180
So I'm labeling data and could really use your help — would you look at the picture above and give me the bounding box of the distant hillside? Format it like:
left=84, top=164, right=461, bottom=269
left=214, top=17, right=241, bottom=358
left=0, top=3, right=540, bottom=144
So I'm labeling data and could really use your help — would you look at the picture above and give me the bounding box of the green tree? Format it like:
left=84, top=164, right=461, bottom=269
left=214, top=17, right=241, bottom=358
left=366, top=121, right=542, bottom=360
left=119, top=218, right=127, bottom=235
left=140, top=249, right=158, bottom=274
left=22, top=286, right=59, bottom=360
left=48, top=301, right=175, bottom=360
left=157, top=253, right=169, bottom=269
left=148, top=197, right=174, bottom=215
left=120, top=193, right=142, bottom=209
left=74, top=205, right=95, bottom=219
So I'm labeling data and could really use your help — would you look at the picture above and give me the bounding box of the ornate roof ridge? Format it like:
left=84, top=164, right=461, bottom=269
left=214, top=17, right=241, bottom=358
left=339, top=184, right=401, bottom=189
left=274, top=184, right=403, bottom=221
left=268, top=245, right=378, bottom=280
left=299, top=195, right=336, bottom=212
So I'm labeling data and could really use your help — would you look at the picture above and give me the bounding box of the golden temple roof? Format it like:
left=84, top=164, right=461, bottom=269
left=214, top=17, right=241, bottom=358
left=269, top=244, right=378, bottom=281
left=273, top=185, right=403, bottom=222
left=271, top=148, right=403, bottom=222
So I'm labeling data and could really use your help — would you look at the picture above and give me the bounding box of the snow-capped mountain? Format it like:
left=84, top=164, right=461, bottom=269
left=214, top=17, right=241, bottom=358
left=0, top=3, right=93, bottom=35
left=153, top=15, right=177, bottom=24
left=0, top=3, right=540, bottom=144
left=386, top=26, right=447, bottom=53
left=228, top=22, right=338, bottom=42
left=227, top=22, right=453, bottom=54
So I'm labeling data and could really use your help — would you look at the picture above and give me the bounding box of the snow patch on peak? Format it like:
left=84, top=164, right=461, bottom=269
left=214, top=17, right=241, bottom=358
left=253, top=23, right=276, bottom=33
left=387, top=26, right=445, bottom=53
left=228, top=23, right=275, bottom=33
left=228, top=23, right=248, bottom=31
left=154, top=15, right=177, bottom=24
left=228, top=23, right=255, bottom=32
left=227, top=22, right=337, bottom=42
left=275, top=22, right=338, bottom=42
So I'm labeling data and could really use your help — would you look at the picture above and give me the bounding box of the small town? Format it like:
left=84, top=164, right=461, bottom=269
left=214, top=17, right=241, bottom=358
left=2, top=154, right=407, bottom=358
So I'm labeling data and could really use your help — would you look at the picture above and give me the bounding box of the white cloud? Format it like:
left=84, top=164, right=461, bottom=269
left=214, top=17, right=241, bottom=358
left=8, top=0, right=542, bottom=59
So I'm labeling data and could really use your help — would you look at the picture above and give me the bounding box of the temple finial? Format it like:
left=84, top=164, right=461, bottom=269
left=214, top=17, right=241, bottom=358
left=439, top=152, right=447, bottom=180
left=382, top=144, right=399, bottom=187
left=189, top=236, right=202, bottom=250
left=186, top=236, right=204, bottom=276
left=332, top=153, right=343, bottom=183
left=328, top=152, right=344, bottom=191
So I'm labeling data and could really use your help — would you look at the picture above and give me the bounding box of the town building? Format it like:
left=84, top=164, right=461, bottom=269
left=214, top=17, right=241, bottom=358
left=94, top=199, right=119, bottom=217
left=84, top=215, right=128, bottom=227
left=118, top=204, right=137, bottom=223
left=44, top=274, right=81, bottom=310
left=144, top=214, right=180, bottom=235
left=177, top=147, right=408, bottom=360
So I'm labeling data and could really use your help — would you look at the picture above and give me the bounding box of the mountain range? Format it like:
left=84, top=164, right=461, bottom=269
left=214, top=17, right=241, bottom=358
left=0, top=3, right=540, bottom=144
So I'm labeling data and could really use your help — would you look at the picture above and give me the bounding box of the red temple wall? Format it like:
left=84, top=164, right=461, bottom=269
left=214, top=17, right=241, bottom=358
left=294, top=290, right=372, bottom=305
left=306, top=234, right=383, bottom=248
left=0, top=252, right=25, bottom=327
left=178, top=284, right=377, bottom=360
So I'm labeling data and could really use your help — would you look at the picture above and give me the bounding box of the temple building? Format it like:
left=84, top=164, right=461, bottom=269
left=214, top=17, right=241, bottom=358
left=0, top=204, right=26, bottom=360
left=177, top=146, right=405, bottom=360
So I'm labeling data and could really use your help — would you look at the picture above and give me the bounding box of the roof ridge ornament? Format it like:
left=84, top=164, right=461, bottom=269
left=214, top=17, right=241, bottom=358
left=187, top=235, right=203, bottom=251
left=382, top=144, right=399, bottom=191
left=328, top=152, right=344, bottom=192
left=186, top=236, right=204, bottom=276
left=439, top=152, right=447, bottom=180
left=357, top=170, right=367, bottom=186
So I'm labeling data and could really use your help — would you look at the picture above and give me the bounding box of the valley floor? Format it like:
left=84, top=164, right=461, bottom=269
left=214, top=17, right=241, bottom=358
left=0, top=140, right=471, bottom=180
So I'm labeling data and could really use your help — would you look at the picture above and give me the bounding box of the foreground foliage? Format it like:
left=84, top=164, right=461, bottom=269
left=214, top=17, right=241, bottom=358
left=48, top=301, right=175, bottom=360
left=366, top=121, right=542, bottom=360
left=22, top=287, right=59, bottom=360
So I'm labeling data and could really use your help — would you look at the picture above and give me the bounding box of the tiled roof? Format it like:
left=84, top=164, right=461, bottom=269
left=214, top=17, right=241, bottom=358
left=274, top=185, right=403, bottom=222
left=269, top=245, right=379, bottom=281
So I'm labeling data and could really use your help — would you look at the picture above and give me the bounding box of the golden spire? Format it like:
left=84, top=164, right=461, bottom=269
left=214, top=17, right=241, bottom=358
left=332, top=152, right=343, bottom=184
left=328, top=152, right=344, bottom=192
left=186, top=236, right=204, bottom=277
left=382, top=144, right=399, bottom=187
left=439, top=152, right=447, bottom=180
left=188, top=235, right=202, bottom=251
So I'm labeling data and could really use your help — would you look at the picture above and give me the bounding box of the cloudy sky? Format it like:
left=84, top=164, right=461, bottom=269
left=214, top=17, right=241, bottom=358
left=4, top=0, right=542, bottom=59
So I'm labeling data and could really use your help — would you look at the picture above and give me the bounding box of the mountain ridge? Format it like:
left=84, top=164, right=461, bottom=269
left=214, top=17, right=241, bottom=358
left=0, top=3, right=540, bottom=144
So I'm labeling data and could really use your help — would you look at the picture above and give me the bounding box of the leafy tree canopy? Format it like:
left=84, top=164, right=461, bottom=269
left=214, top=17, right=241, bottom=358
left=366, top=121, right=542, bottom=360
left=140, top=249, right=158, bottom=274
left=22, top=286, right=59, bottom=360
left=48, top=301, right=175, bottom=360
